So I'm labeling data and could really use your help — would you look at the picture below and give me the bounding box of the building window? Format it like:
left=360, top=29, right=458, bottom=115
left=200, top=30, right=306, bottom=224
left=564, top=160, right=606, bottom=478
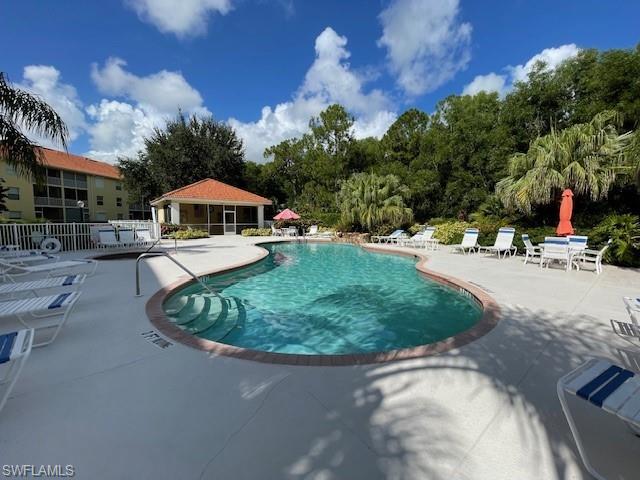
left=95, top=212, right=107, bottom=222
left=5, top=164, right=17, bottom=176
left=95, top=177, right=104, bottom=188
left=117, top=213, right=124, bottom=220
left=48, top=186, right=62, bottom=198
left=97, top=195, right=104, bottom=206
left=77, top=189, right=88, bottom=201
left=7, top=187, right=19, bottom=200
left=115, top=183, right=122, bottom=191
left=7, top=211, right=21, bottom=219
left=116, top=197, right=122, bottom=207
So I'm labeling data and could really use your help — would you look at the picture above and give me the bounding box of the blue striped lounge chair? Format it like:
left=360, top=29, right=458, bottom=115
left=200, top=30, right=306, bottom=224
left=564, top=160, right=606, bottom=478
left=0, top=329, right=34, bottom=414
left=558, top=358, right=640, bottom=480
left=478, top=227, right=517, bottom=258
left=451, top=228, right=479, bottom=255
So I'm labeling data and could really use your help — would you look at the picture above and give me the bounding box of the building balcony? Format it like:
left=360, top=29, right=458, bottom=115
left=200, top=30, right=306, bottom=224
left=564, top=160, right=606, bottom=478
left=34, top=196, right=63, bottom=206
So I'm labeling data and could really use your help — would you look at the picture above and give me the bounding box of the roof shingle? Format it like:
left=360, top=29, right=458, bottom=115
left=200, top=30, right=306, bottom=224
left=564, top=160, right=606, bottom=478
left=152, top=179, right=272, bottom=205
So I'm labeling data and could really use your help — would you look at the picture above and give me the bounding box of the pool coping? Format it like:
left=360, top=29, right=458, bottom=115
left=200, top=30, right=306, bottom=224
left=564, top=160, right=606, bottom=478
left=146, top=241, right=501, bottom=366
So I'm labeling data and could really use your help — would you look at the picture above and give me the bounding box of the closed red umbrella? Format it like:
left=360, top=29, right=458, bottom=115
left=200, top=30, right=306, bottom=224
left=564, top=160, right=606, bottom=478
left=556, top=189, right=575, bottom=236
left=273, top=208, right=300, bottom=220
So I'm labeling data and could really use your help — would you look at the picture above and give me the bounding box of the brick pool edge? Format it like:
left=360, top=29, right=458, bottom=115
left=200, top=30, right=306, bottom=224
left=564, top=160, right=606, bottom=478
left=146, top=241, right=501, bottom=366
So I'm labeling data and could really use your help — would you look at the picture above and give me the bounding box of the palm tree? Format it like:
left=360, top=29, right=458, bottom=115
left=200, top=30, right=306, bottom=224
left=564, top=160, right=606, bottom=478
left=0, top=72, right=68, bottom=180
left=339, top=172, right=413, bottom=231
left=496, top=110, right=632, bottom=214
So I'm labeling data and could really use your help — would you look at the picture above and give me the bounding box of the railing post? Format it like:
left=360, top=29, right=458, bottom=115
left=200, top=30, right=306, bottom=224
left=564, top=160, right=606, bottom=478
left=72, top=223, right=77, bottom=252
left=11, top=223, right=18, bottom=248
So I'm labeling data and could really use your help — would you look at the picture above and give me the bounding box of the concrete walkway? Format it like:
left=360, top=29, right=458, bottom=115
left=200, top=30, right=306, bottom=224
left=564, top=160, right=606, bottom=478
left=1, top=236, right=639, bottom=479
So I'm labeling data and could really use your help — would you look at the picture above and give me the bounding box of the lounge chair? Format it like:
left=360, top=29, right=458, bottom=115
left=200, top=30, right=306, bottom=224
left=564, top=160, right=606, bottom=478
left=451, top=228, right=479, bottom=254
left=0, top=258, right=98, bottom=280
left=568, top=235, right=589, bottom=253
left=623, top=296, right=640, bottom=335
left=522, top=234, right=542, bottom=264
left=402, top=231, right=426, bottom=248
left=371, top=229, right=403, bottom=244
left=0, top=328, right=34, bottom=414
left=422, top=227, right=439, bottom=251
left=271, top=225, right=282, bottom=236
left=558, top=358, right=640, bottom=480
left=571, top=239, right=611, bottom=275
left=0, top=274, right=86, bottom=299
left=118, top=228, right=136, bottom=247
left=307, top=225, right=319, bottom=237
left=98, top=228, right=122, bottom=248
left=0, top=291, right=81, bottom=347
left=478, top=227, right=517, bottom=258
left=135, top=228, right=156, bottom=247
left=540, top=236, right=570, bottom=271
left=0, top=252, right=59, bottom=265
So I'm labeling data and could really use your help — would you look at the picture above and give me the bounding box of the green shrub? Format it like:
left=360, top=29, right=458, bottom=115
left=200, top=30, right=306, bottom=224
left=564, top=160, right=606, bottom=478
left=432, top=221, right=471, bottom=244
left=408, top=223, right=426, bottom=235
left=168, top=228, right=209, bottom=240
left=591, top=214, right=640, bottom=267
left=161, top=223, right=182, bottom=236
left=241, top=228, right=272, bottom=237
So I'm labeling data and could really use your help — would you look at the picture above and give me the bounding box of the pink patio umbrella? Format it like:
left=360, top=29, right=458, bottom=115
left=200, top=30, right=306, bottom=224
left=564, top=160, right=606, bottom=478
left=273, top=208, right=300, bottom=221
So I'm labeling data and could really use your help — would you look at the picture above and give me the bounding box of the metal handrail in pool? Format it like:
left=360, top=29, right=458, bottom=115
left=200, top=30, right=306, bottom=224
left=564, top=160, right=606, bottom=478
left=135, top=252, right=222, bottom=300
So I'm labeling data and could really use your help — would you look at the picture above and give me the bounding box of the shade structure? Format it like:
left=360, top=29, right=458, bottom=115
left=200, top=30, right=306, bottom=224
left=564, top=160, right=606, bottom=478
left=273, top=208, right=300, bottom=220
left=556, top=189, right=575, bottom=236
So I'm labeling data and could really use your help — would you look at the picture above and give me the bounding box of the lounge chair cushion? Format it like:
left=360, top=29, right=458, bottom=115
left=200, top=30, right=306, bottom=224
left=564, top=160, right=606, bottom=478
left=0, top=332, right=17, bottom=364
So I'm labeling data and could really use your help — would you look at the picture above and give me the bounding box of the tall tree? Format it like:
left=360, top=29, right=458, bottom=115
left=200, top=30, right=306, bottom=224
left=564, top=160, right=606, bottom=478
left=119, top=113, right=246, bottom=199
left=0, top=71, right=68, bottom=180
left=496, top=110, right=632, bottom=214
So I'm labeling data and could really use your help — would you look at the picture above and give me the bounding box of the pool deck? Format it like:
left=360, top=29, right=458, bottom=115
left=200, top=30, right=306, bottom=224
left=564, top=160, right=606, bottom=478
left=1, top=236, right=639, bottom=479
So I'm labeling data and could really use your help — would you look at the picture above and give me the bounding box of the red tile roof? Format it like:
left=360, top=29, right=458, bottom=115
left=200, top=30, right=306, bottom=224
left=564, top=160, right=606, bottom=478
left=39, top=148, right=121, bottom=180
left=152, top=179, right=272, bottom=205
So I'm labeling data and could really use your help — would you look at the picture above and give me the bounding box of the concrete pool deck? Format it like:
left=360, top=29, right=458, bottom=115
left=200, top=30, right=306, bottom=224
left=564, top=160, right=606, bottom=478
left=1, top=236, right=639, bottom=479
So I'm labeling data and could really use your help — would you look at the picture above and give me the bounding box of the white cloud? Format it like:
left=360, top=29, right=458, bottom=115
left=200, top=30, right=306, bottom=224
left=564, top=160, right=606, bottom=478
left=377, top=0, right=472, bottom=96
left=463, top=44, right=580, bottom=97
left=17, top=65, right=87, bottom=145
left=509, top=43, right=580, bottom=83
left=125, top=0, right=233, bottom=37
left=229, top=27, right=397, bottom=163
left=86, top=58, right=210, bottom=162
left=91, top=57, right=206, bottom=113
left=462, top=72, right=507, bottom=96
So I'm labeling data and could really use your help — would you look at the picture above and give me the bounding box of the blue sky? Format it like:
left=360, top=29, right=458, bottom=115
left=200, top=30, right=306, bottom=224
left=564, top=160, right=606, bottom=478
left=2, top=0, right=639, bottom=163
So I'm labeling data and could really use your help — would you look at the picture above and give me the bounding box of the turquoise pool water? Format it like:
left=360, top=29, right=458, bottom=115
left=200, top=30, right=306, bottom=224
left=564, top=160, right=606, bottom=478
left=163, top=243, right=482, bottom=355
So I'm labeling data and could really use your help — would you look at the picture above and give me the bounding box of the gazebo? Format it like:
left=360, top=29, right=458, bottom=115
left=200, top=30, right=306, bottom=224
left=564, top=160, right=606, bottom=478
left=150, top=178, right=272, bottom=235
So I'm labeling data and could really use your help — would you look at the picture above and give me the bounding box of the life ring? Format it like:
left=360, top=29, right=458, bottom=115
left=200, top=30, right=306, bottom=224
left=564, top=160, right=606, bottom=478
left=40, top=237, right=61, bottom=253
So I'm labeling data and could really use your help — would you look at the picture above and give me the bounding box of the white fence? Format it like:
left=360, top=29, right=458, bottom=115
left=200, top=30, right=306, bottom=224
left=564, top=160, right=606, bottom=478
left=0, top=221, right=160, bottom=252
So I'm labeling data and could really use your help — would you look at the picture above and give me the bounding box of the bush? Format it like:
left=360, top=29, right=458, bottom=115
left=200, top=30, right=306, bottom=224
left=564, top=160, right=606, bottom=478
left=432, top=221, right=471, bottom=245
left=241, top=228, right=271, bottom=237
left=168, top=228, right=209, bottom=240
left=408, top=223, right=426, bottom=235
left=590, top=214, right=640, bottom=267
left=161, top=223, right=182, bottom=236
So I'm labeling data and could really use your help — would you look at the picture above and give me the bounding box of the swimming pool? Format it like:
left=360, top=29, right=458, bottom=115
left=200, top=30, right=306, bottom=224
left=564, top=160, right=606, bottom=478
left=162, top=242, right=484, bottom=357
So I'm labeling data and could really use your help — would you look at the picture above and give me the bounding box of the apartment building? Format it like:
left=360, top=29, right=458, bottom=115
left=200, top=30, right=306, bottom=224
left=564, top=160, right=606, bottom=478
left=1, top=148, right=151, bottom=222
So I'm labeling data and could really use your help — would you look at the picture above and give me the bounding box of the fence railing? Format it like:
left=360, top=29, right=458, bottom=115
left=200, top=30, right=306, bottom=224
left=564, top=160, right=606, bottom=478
left=0, top=221, right=160, bottom=252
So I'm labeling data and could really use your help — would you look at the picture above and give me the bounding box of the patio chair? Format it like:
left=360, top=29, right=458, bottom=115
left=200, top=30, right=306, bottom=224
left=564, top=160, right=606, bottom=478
left=568, top=235, right=589, bottom=253
left=0, top=252, right=59, bottom=265
left=451, top=228, right=479, bottom=255
left=306, top=225, right=319, bottom=237
left=97, top=228, right=122, bottom=248
left=135, top=228, right=156, bottom=247
left=623, top=296, right=640, bottom=335
left=478, top=227, right=517, bottom=258
left=571, top=239, right=612, bottom=275
left=522, top=234, right=542, bottom=264
left=118, top=228, right=136, bottom=247
left=0, top=328, right=34, bottom=414
left=0, top=258, right=98, bottom=281
left=540, top=236, right=570, bottom=271
left=371, top=229, right=404, bottom=243
left=0, top=274, right=86, bottom=299
left=558, top=358, right=640, bottom=480
left=402, top=231, right=426, bottom=248
left=0, top=291, right=81, bottom=347
left=422, top=226, right=440, bottom=251
left=270, top=225, right=282, bottom=236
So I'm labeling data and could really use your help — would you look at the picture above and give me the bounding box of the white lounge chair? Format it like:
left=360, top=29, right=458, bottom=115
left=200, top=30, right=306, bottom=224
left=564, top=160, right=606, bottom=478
left=623, top=296, right=640, bottom=335
left=271, top=225, right=283, bottom=236
left=540, top=236, right=570, bottom=271
left=118, top=228, right=136, bottom=247
left=98, top=228, right=122, bottom=248
left=0, top=274, right=86, bottom=299
left=0, top=252, right=59, bottom=265
left=401, top=231, right=426, bottom=248
left=571, top=239, right=611, bottom=275
left=0, top=258, right=97, bottom=280
left=0, top=328, right=34, bottom=414
left=522, top=234, right=542, bottom=264
left=307, top=225, right=319, bottom=237
left=422, top=227, right=439, bottom=251
left=451, top=228, right=479, bottom=254
left=135, top=228, right=156, bottom=247
left=558, top=358, right=640, bottom=480
left=568, top=235, right=589, bottom=253
left=478, top=227, right=517, bottom=258
left=371, top=229, right=403, bottom=244
left=0, top=291, right=81, bottom=347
